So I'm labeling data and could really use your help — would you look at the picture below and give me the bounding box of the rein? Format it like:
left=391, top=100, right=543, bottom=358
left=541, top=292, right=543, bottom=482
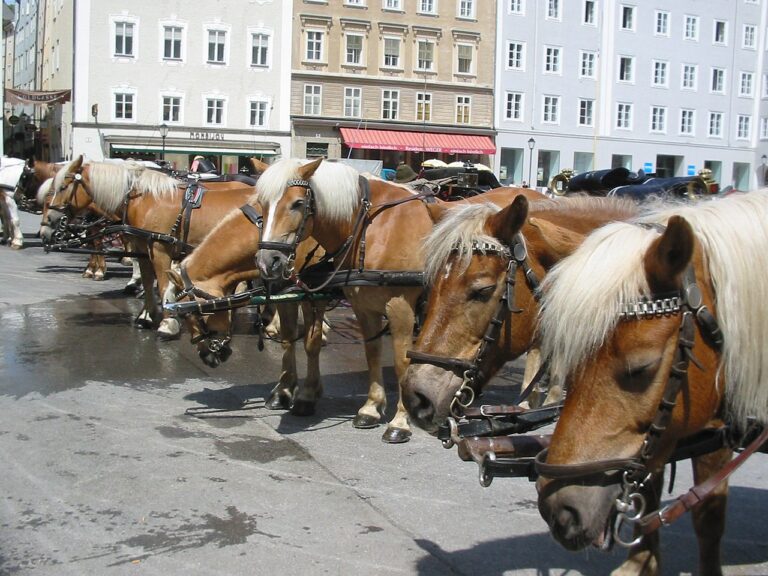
left=407, top=234, right=543, bottom=418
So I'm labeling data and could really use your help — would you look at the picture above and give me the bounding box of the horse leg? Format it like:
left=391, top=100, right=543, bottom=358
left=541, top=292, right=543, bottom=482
left=611, top=472, right=662, bottom=576
left=153, top=249, right=181, bottom=339
left=5, top=193, right=24, bottom=249
left=135, top=248, right=159, bottom=328
left=381, top=295, right=416, bottom=444
left=83, top=254, right=96, bottom=279
left=691, top=448, right=731, bottom=576
left=124, top=254, right=143, bottom=295
left=351, top=306, right=387, bottom=429
left=264, top=304, right=280, bottom=338
left=291, top=300, right=327, bottom=417
left=265, top=303, right=298, bottom=410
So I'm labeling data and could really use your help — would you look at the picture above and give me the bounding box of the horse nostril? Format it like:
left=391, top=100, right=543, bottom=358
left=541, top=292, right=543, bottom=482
left=553, top=505, right=583, bottom=544
left=410, top=392, right=435, bottom=425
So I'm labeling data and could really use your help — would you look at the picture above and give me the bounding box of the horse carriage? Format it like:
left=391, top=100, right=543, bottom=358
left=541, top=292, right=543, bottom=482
left=28, top=152, right=768, bottom=574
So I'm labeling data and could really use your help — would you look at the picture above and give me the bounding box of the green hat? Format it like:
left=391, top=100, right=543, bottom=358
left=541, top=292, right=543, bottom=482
left=395, top=164, right=418, bottom=183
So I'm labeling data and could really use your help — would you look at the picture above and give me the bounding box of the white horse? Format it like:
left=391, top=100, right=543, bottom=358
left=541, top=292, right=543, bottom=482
left=0, top=157, right=27, bottom=249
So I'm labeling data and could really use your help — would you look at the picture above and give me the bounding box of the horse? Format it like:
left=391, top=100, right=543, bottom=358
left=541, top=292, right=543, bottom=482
left=253, top=157, right=543, bottom=443
left=401, top=195, right=641, bottom=433
left=535, top=191, right=768, bottom=575
left=164, top=201, right=327, bottom=413
left=14, top=157, right=61, bottom=213
left=47, top=155, right=256, bottom=337
left=0, top=157, right=28, bottom=249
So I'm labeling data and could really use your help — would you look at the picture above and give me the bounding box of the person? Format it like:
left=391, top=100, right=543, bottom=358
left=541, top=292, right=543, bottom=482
left=394, top=163, right=418, bottom=184
left=521, top=180, right=529, bottom=188
left=190, top=155, right=217, bottom=174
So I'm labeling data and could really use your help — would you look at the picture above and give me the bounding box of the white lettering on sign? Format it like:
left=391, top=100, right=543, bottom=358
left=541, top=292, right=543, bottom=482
left=190, top=132, right=224, bottom=141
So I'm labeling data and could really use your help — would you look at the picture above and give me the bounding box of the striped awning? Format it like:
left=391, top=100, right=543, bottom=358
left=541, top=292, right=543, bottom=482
left=340, top=128, right=495, bottom=155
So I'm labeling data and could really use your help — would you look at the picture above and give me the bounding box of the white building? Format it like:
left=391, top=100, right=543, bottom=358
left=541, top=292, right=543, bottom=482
left=495, top=0, right=768, bottom=191
left=72, top=0, right=293, bottom=172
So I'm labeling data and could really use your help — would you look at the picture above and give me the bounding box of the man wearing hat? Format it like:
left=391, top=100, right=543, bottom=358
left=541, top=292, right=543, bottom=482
left=394, top=162, right=418, bottom=184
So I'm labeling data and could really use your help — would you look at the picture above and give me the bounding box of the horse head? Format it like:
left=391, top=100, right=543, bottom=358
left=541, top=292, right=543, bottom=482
left=49, top=155, right=90, bottom=216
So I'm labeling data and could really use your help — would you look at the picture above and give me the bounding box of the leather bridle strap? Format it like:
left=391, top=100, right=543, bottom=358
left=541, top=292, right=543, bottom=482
left=406, top=350, right=473, bottom=375
left=638, top=427, right=768, bottom=534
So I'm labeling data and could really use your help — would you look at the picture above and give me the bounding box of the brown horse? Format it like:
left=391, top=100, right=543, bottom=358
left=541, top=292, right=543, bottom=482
left=253, top=157, right=542, bottom=443
left=536, top=191, right=768, bottom=575
left=401, top=195, right=640, bottom=432
left=165, top=201, right=327, bottom=413
left=14, top=157, right=60, bottom=213
left=47, top=155, right=255, bottom=337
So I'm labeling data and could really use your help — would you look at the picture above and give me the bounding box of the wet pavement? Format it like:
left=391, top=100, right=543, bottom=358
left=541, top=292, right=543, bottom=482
left=1, top=212, right=767, bottom=575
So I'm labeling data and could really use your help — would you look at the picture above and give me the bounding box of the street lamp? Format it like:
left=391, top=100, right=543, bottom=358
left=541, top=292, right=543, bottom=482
left=159, top=123, right=169, bottom=161
left=527, top=137, right=536, bottom=187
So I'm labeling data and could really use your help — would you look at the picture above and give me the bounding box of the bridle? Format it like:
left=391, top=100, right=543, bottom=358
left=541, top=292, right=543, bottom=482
left=534, top=233, right=725, bottom=547
left=13, top=163, right=36, bottom=210
left=49, top=165, right=89, bottom=214
left=407, top=234, right=541, bottom=418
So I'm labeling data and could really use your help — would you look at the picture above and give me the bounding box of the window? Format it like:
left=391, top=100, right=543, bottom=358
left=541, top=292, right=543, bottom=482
left=650, top=106, right=667, bottom=132
left=508, top=42, right=525, bottom=69
left=345, top=34, right=363, bottom=65
left=162, top=96, right=180, bottom=123
left=383, top=0, right=402, bottom=9
left=505, top=92, right=523, bottom=121
left=652, top=60, right=668, bottom=87
left=207, top=30, right=226, bottom=64
left=163, top=26, right=182, bottom=60
left=306, top=30, right=324, bottom=61
left=618, top=56, right=634, bottom=82
left=743, top=25, right=757, bottom=49
left=303, top=84, right=321, bottom=115
left=620, top=5, right=635, bottom=31
left=417, top=92, right=432, bottom=121
left=616, top=102, right=632, bottom=129
left=249, top=100, right=269, bottom=127
left=547, top=0, right=560, bottom=19
left=344, top=87, right=362, bottom=117
left=580, top=50, right=596, bottom=78
left=457, top=44, right=473, bottom=74
left=383, top=38, right=400, bottom=67
left=680, top=109, right=695, bottom=135
left=583, top=0, right=595, bottom=25
left=708, top=112, right=723, bottom=138
left=509, top=0, right=523, bottom=14
left=737, top=114, right=751, bottom=139
left=206, top=98, right=224, bottom=125
left=456, top=96, right=471, bottom=124
left=418, top=0, right=436, bottom=14
left=740, top=72, right=754, bottom=97
left=345, top=0, right=364, bottom=5
left=544, top=46, right=561, bottom=74
left=682, top=64, right=698, bottom=90
left=114, top=22, right=134, bottom=57
left=416, top=40, right=434, bottom=71
left=114, top=92, right=134, bottom=120
left=760, top=117, right=768, bottom=140
left=684, top=15, right=699, bottom=40
left=458, top=0, right=475, bottom=18
left=711, top=68, right=725, bottom=93
left=382, top=89, right=399, bottom=120
left=542, top=95, right=560, bottom=123
left=713, top=20, right=727, bottom=45
left=578, top=99, right=594, bottom=126
left=251, top=33, right=269, bottom=67
left=655, top=11, right=669, bottom=36
left=306, top=142, right=329, bottom=158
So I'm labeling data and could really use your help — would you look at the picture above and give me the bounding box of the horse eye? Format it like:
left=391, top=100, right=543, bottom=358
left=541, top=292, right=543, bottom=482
left=291, top=199, right=305, bottom=211
left=469, top=285, right=496, bottom=302
left=624, top=359, right=660, bottom=380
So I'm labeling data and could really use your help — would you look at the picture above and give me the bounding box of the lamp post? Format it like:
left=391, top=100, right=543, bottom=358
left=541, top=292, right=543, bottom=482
left=159, top=123, right=169, bottom=161
left=762, top=154, right=767, bottom=186
left=527, top=137, right=536, bottom=187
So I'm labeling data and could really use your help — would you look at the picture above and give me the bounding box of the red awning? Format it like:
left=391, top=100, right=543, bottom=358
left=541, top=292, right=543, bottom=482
left=340, top=128, right=495, bottom=155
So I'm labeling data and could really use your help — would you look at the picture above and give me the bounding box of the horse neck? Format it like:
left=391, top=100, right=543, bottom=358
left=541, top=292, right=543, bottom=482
left=185, top=209, right=260, bottom=293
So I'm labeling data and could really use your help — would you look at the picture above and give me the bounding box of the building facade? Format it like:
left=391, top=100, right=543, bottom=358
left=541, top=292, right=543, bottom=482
left=40, top=0, right=73, bottom=161
left=496, top=0, right=768, bottom=191
left=291, top=0, right=497, bottom=172
left=71, top=0, right=293, bottom=171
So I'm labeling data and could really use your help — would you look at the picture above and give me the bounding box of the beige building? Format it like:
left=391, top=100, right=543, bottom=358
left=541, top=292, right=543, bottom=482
left=40, top=0, right=73, bottom=160
left=291, top=0, right=497, bottom=172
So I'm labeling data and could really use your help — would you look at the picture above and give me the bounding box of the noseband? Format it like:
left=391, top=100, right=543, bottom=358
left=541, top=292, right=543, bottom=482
left=407, top=234, right=541, bottom=418
left=535, top=241, right=724, bottom=546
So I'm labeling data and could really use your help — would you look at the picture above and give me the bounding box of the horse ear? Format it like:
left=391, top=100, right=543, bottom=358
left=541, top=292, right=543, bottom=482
left=488, top=194, right=529, bottom=244
left=644, top=216, right=695, bottom=291
left=299, top=157, right=323, bottom=180
left=26, top=156, right=34, bottom=168
left=166, top=269, right=184, bottom=291
left=71, top=155, right=84, bottom=170
left=250, top=158, right=269, bottom=174
left=425, top=202, right=449, bottom=224
left=527, top=217, right=585, bottom=259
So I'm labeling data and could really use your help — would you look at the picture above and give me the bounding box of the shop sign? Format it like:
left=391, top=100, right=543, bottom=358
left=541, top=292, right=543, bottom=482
left=190, top=131, right=224, bottom=141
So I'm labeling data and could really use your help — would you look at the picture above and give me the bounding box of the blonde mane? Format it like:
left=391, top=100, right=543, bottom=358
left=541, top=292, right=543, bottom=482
left=539, top=190, right=768, bottom=427
left=256, top=159, right=362, bottom=223
left=36, top=177, right=54, bottom=205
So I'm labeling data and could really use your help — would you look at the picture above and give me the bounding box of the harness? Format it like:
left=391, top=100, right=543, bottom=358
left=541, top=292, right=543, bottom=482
left=406, top=234, right=549, bottom=420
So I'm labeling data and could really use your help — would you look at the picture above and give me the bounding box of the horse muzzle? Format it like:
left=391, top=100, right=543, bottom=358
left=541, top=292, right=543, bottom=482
left=256, top=248, right=291, bottom=282
left=402, top=363, right=463, bottom=434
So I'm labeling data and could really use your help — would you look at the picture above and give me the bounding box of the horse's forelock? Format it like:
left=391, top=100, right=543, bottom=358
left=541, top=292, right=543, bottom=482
left=36, top=178, right=54, bottom=205
left=255, top=158, right=304, bottom=206
left=52, top=157, right=81, bottom=195
left=423, top=203, right=503, bottom=285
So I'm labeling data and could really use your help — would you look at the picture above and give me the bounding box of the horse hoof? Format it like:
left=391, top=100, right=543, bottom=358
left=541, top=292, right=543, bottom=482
left=94, top=273, right=105, bottom=281
left=11, top=243, right=22, bottom=250
left=381, top=427, right=412, bottom=444
left=352, top=414, right=381, bottom=429
left=265, top=393, right=291, bottom=411
left=291, top=399, right=316, bottom=417
left=83, top=269, right=94, bottom=278
left=158, top=330, right=181, bottom=341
